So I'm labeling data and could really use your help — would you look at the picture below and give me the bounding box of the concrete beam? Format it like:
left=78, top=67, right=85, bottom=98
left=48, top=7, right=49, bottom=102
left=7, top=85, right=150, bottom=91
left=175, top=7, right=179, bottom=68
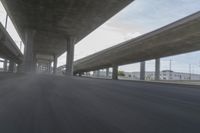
left=140, top=61, right=145, bottom=80
left=66, top=38, right=75, bottom=76
left=112, top=65, right=118, bottom=80
left=155, top=58, right=160, bottom=80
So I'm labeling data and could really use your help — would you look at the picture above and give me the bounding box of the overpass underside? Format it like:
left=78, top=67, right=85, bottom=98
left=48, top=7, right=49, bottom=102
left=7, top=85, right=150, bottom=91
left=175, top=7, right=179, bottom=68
left=1, top=0, right=134, bottom=75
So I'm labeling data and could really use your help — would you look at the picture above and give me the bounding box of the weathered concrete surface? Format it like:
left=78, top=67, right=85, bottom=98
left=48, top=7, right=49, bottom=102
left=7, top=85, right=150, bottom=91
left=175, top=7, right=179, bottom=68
left=1, top=0, right=134, bottom=57
left=74, top=11, right=200, bottom=73
left=0, top=73, right=200, bottom=133
left=0, top=23, right=23, bottom=64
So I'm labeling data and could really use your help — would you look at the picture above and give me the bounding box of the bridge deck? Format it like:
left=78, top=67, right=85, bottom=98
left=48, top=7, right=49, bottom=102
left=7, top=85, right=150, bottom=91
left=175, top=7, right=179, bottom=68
left=0, top=73, right=199, bottom=133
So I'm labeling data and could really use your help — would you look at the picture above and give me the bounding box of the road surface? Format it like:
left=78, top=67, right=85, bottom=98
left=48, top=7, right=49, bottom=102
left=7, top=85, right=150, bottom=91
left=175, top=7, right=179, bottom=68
left=0, top=73, right=199, bottom=133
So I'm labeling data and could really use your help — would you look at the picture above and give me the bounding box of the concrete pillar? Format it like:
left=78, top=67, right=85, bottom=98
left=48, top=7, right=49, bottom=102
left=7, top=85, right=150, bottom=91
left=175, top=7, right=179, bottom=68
left=47, top=62, right=51, bottom=73
left=37, top=63, right=42, bottom=73
left=155, top=58, right=160, bottom=80
left=106, top=68, right=109, bottom=77
left=3, top=59, right=7, bottom=72
left=33, top=55, right=37, bottom=72
left=13, top=63, right=16, bottom=73
left=8, top=61, right=14, bottom=73
left=35, top=63, right=38, bottom=73
left=23, top=30, right=35, bottom=73
left=17, top=63, right=23, bottom=73
left=140, top=61, right=146, bottom=80
left=78, top=73, right=82, bottom=77
left=96, top=70, right=100, bottom=77
left=86, top=72, right=90, bottom=76
left=66, top=38, right=75, bottom=76
left=112, top=65, right=118, bottom=80
left=53, top=55, right=57, bottom=74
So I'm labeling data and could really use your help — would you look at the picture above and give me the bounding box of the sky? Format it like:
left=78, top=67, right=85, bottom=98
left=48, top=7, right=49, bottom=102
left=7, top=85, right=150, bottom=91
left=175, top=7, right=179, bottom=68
left=0, top=0, right=200, bottom=73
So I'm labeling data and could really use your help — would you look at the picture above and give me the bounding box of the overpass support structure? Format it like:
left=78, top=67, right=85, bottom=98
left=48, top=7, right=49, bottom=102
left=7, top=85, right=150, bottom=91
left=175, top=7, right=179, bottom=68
left=155, top=59, right=160, bottom=80
left=8, top=61, right=14, bottom=72
left=106, top=68, right=109, bottom=78
left=140, top=61, right=146, bottom=80
left=66, top=38, right=75, bottom=76
left=3, top=59, right=7, bottom=72
left=53, top=55, right=57, bottom=74
left=112, top=65, right=118, bottom=80
left=23, top=30, right=35, bottom=73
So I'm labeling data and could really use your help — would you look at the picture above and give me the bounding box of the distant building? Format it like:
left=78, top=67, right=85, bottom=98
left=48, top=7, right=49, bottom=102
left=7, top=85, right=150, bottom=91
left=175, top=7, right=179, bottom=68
left=123, top=70, right=200, bottom=80
left=88, top=70, right=200, bottom=80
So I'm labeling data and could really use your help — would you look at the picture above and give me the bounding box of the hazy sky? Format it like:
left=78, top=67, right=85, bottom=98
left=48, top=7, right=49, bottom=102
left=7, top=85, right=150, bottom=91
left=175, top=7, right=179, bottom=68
left=0, top=0, right=200, bottom=73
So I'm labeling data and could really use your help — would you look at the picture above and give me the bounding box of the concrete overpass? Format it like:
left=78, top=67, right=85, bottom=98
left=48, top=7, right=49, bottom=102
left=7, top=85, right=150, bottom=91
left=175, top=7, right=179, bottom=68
left=73, top=11, right=200, bottom=79
left=0, top=22, right=23, bottom=64
left=0, top=21, right=23, bottom=72
left=1, top=0, right=134, bottom=74
left=0, top=1, right=200, bottom=132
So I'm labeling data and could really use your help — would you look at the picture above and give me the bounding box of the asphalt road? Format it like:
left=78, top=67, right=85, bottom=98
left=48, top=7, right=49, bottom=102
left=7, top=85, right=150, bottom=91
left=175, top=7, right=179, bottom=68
left=0, top=73, right=200, bottom=133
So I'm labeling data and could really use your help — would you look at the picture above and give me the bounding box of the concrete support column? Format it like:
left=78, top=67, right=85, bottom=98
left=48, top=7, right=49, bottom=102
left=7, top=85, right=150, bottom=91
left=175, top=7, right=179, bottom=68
left=33, top=55, right=37, bottom=72
left=106, top=68, right=109, bottom=77
left=96, top=70, right=100, bottom=77
left=37, top=63, right=42, bottom=73
left=3, top=59, right=7, bottom=72
left=17, top=63, right=23, bottom=73
left=86, top=72, right=90, bottom=76
left=47, top=62, right=51, bottom=73
left=53, top=55, right=57, bottom=74
left=8, top=61, right=14, bottom=73
left=155, top=58, right=160, bottom=80
left=112, top=65, right=118, bottom=80
left=66, top=38, right=75, bottom=76
left=24, top=30, right=36, bottom=73
left=140, top=61, right=146, bottom=80
left=13, top=63, right=16, bottom=72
